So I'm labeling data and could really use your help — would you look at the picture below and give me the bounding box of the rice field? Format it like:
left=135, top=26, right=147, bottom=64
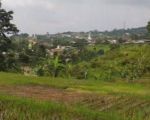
left=0, top=72, right=150, bottom=120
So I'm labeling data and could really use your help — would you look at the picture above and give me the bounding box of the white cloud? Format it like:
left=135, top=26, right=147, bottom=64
left=4, top=0, right=34, bottom=7
left=3, top=0, right=56, bottom=10
left=2, top=0, right=150, bottom=34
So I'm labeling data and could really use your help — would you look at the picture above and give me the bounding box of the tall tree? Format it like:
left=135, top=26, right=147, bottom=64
left=147, top=21, right=150, bottom=33
left=0, top=1, right=19, bottom=52
left=0, top=1, right=19, bottom=71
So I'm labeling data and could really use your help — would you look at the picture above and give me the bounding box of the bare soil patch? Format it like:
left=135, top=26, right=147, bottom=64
left=0, top=85, right=89, bottom=103
left=0, top=85, right=149, bottom=115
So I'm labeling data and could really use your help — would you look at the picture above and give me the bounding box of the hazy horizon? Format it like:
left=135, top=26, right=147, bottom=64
left=3, top=0, right=150, bottom=34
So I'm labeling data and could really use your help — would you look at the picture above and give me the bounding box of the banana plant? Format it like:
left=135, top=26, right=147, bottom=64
left=46, top=56, right=64, bottom=77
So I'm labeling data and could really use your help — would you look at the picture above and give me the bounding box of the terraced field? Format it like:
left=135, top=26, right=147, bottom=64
left=79, top=95, right=150, bottom=120
left=0, top=72, right=150, bottom=120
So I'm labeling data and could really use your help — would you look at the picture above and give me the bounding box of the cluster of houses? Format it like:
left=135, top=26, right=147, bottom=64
left=27, top=32, right=150, bottom=58
left=56, top=32, right=150, bottom=44
left=131, top=39, right=150, bottom=44
left=27, top=32, right=96, bottom=56
left=108, top=39, right=150, bottom=44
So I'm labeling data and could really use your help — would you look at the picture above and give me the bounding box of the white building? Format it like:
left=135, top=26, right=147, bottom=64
left=88, top=32, right=92, bottom=41
left=108, top=40, right=118, bottom=44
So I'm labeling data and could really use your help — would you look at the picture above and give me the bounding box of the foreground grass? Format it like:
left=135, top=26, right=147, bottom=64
left=0, top=95, right=123, bottom=120
left=0, top=72, right=150, bottom=120
left=0, top=94, right=149, bottom=120
left=0, top=72, right=149, bottom=98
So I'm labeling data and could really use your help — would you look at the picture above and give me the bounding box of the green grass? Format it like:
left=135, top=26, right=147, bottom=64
left=0, top=72, right=150, bottom=120
left=0, top=72, right=149, bottom=98
left=0, top=94, right=123, bottom=120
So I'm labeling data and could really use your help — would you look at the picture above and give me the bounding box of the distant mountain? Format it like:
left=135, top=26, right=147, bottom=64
left=59, top=27, right=148, bottom=38
left=99, top=27, right=148, bottom=37
left=15, top=27, right=148, bottom=41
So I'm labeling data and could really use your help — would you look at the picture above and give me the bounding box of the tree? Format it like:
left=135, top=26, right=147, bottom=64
left=73, top=39, right=88, bottom=51
left=147, top=21, right=150, bottom=33
left=0, top=1, right=19, bottom=71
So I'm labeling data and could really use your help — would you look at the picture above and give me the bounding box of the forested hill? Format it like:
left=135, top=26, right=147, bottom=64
left=13, top=26, right=148, bottom=41
left=99, top=27, right=148, bottom=37
left=59, top=26, right=149, bottom=39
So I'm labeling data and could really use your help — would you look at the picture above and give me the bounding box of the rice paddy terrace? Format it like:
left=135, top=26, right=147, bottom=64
left=0, top=72, right=150, bottom=120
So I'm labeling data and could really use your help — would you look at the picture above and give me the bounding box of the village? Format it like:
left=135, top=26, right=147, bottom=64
left=25, top=29, right=150, bottom=58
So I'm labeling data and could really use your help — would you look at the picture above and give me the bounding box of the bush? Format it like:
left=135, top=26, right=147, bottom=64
left=71, top=63, right=89, bottom=79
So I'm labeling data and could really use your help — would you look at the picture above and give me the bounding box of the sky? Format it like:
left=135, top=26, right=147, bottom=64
left=2, top=0, right=150, bottom=34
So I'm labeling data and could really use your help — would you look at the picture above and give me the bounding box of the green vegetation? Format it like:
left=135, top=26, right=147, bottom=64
left=57, top=44, right=150, bottom=81
left=0, top=72, right=149, bottom=120
left=0, top=72, right=149, bottom=97
left=13, top=43, right=148, bottom=82
left=0, top=1, right=19, bottom=71
left=0, top=95, right=124, bottom=120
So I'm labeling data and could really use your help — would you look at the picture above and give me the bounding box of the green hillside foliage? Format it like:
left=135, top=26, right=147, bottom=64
left=59, top=44, right=150, bottom=82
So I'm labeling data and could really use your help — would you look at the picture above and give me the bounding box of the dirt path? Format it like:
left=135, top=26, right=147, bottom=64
left=0, top=85, right=88, bottom=103
left=0, top=85, right=150, bottom=117
left=0, top=85, right=125, bottom=108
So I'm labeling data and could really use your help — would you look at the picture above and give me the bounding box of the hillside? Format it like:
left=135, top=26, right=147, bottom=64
left=65, top=44, right=150, bottom=81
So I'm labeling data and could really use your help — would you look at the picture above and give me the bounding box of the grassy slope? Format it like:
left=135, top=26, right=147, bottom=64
left=85, top=44, right=150, bottom=81
left=0, top=72, right=150, bottom=120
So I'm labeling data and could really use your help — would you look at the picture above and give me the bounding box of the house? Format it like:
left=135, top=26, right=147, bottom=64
left=132, top=40, right=145, bottom=44
left=46, top=49, right=54, bottom=57
left=28, top=37, right=37, bottom=49
left=47, top=45, right=66, bottom=57
left=144, top=39, right=150, bottom=43
left=132, top=39, right=150, bottom=44
left=108, top=40, right=118, bottom=44
left=61, top=34, right=72, bottom=38
left=87, top=32, right=96, bottom=45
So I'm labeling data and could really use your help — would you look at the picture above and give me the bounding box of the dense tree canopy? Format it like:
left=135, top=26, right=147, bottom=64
left=0, top=1, right=19, bottom=71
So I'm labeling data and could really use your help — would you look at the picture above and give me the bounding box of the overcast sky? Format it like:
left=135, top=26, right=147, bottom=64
left=2, top=0, right=150, bottom=34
